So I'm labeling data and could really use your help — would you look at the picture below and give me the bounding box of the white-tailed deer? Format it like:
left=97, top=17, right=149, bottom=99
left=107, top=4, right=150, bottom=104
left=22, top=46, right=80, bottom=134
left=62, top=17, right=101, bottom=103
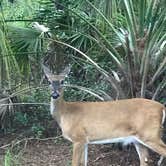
left=43, top=65, right=166, bottom=166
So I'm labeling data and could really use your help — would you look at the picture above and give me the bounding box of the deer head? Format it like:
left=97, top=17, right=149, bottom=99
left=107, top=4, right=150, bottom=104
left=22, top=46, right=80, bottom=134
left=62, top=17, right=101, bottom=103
left=42, top=64, right=70, bottom=99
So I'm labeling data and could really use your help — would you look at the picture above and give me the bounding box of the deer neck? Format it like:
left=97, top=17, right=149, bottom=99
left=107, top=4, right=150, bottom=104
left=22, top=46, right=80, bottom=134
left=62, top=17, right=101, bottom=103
left=50, top=91, right=66, bottom=126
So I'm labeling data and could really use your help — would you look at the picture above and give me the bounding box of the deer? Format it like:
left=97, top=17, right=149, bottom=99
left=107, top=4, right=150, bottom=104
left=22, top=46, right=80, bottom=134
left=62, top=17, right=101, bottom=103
left=43, top=65, right=166, bottom=166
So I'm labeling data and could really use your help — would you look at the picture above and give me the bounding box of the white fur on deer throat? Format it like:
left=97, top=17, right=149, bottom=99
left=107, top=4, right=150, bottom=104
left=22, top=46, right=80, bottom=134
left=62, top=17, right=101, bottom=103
left=50, top=98, right=56, bottom=115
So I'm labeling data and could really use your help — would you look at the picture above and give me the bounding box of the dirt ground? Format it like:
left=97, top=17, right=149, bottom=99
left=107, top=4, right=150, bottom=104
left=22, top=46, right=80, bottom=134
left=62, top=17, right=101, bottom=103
left=0, top=133, right=166, bottom=166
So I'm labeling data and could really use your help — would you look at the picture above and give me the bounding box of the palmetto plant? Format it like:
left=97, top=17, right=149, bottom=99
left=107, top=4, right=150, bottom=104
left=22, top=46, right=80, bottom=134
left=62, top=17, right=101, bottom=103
left=56, top=0, right=166, bottom=103
left=0, top=0, right=165, bottom=101
left=0, top=0, right=47, bottom=78
left=0, top=1, right=46, bottom=88
left=0, top=0, right=49, bottom=130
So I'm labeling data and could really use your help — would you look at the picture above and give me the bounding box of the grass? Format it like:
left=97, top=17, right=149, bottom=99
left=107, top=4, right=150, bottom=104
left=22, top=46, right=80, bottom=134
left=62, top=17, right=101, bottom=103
left=4, top=147, right=23, bottom=166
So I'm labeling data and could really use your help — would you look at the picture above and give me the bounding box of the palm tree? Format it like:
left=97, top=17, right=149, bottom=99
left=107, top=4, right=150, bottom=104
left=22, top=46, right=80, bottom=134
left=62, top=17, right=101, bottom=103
left=0, top=0, right=49, bottom=130
left=55, top=0, right=166, bottom=102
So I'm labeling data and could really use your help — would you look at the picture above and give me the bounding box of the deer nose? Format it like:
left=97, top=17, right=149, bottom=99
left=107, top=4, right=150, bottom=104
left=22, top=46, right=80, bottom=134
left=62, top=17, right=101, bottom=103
left=51, top=91, right=60, bottom=99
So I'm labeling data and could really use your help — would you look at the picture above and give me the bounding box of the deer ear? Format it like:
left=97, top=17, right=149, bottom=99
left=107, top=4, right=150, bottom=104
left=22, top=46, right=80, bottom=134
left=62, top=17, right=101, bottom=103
left=60, top=65, right=71, bottom=77
left=42, top=64, right=53, bottom=82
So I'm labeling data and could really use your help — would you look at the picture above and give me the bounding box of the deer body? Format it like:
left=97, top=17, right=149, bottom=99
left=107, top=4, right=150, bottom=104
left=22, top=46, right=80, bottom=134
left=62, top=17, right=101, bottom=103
left=43, top=65, right=166, bottom=166
left=52, top=95, right=166, bottom=166
left=53, top=98, right=164, bottom=143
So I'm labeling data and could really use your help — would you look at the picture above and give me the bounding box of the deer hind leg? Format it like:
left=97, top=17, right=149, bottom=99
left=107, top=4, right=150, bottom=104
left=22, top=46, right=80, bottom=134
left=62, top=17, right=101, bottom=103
left=157, top=156, right=164, bottom=166
left=143, top=139, right=166, bottom=166
left=72, top=142, right=88, bottom=166
left=134, top=143, right=149, bottom=166
left=145, top=140, right=166, bottom=157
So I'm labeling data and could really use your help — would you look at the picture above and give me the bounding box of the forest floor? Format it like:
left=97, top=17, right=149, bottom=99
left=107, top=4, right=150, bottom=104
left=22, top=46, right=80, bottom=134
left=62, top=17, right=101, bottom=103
left=0, top=131, right=165, bottom=166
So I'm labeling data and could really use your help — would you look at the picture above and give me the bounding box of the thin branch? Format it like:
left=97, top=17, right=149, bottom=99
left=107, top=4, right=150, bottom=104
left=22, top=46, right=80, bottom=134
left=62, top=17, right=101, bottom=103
left=0, top=85, right=48, bottom=102
left=0, top=102, right=50, bottom=107
left=1, top=19, right=39, bottom=22
left=0, top=136, right=62, bottom=149
left=152, top=78, right=166, bottom=100
left=149, top=56, right=166, bottom=86
left=64, top=84, right=104, bottom=101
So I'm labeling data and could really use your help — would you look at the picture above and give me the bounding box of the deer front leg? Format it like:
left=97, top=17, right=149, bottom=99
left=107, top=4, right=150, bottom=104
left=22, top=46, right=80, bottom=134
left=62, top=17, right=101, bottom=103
left=134, top=143, right=149, bottom=166
left=72, top=142, right=88, bottom=166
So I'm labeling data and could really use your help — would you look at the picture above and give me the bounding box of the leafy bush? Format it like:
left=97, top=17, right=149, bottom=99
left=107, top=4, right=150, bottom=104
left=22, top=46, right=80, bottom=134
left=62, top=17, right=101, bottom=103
left=0, top=88, right=57, bottom=137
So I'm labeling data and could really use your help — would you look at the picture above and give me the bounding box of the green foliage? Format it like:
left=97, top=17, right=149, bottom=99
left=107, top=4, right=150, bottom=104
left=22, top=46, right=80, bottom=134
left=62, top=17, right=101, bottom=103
left=50, top=0, right=166, bottom=102
left=13, top=111, right=28, bottom=127
left=13, top=89, right=52, bottom=137
left=0, top=88, right=53, bottom=137
left=4, top=150, right=13, bottom=166
left=4, top=149, right=20, bottom=166
left=31, top=123, right=45, bottom=138
left=1, top=0, right=39, bottom=20
left=0, top=0, right=51, bottom=132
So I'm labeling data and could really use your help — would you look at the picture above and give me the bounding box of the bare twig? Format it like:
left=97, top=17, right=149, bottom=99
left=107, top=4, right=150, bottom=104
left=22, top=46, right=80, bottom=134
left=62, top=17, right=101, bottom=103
left=0, top=85, right=48, bottom=102
left=0, top=102, right=50, bottom=106
left=152, top=78, right=166, bottom=100
left=0, top=135, right=63, bottom=149
left=64, top=84, right=104, bottom=101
